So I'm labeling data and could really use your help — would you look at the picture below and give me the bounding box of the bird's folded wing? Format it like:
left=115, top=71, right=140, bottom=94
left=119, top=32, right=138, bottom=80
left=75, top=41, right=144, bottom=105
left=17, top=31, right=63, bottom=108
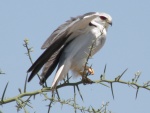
left=27, top=12, right=99, bottom=82
left=41, top=12, right=99, bottom=49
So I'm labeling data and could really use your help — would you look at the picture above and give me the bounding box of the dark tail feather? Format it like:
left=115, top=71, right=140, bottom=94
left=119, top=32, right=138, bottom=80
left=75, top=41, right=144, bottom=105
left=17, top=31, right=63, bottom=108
left=27, top=47, right=56, bottom=82
left=39, top=48, right=63, bottom=84
left=27, top=32, right=72, bottom=73
left=40, top=37, right=75, bottom=84
left=27, top=32, right=72, bottom=82
left=28, top=64, right=42, bottom=82
left=27, top=47, right=59, bottom=82
left=27, top=41, right=65, bottom=82
left=39, top=57, right=59, bottom=84
left=27, top=46, right=57, bottom=73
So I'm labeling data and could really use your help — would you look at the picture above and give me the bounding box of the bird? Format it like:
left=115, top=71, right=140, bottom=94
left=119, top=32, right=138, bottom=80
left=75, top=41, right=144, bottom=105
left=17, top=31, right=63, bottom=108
left=27, top=12, right=112, bottom=89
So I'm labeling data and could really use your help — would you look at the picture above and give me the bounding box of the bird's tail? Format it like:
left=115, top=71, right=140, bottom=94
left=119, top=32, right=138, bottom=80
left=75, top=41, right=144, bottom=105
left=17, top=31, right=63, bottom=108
left=51, top=60, right=71, bottom=89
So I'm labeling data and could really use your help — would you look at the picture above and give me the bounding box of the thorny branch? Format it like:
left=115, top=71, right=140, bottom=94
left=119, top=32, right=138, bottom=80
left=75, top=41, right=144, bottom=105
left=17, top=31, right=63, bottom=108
left=0, top=39, right=150, bottom=113
left=1, top=71, right=150, bottom=105
left=23, top=39, right=47, bottom=87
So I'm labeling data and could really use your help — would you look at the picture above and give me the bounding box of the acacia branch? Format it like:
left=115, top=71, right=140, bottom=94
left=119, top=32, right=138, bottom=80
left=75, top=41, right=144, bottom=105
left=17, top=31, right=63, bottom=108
left=1, top=39, right=149, bottom=113
left=1, top=74, right=150, bottom=105
left=43, top=93, right=109, bottom=113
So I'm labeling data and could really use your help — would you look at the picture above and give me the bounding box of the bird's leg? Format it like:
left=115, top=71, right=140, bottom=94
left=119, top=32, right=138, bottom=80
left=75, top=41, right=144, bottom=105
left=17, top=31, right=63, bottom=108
left=79, top=66, right=94, bottom=85
left=79, top=66, right=94, bottom=76
left=86, top=66, right=94, bottom=75
left=82, top=76, right=94, bottom=85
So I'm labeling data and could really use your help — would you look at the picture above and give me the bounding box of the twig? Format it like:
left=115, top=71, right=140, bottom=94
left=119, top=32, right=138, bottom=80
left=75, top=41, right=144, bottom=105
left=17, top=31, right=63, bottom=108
left=1, top=75, right=150, bottom=105
left=1, top=82, right=9, bottom=102
left=23, top=39, right=47, bottom=87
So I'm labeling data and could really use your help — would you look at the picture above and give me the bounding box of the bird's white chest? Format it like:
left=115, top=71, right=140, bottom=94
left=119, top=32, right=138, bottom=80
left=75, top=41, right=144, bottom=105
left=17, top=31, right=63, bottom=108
left=61, top=26, right=106, bottom=72
left=91, top=27, right=106, bottom=48
left=92, top=26, right=107, bottom=38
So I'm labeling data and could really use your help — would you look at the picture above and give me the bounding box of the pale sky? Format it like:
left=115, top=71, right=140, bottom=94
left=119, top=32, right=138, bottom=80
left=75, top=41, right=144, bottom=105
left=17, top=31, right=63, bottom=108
left=0, top=1, right=150, bottom=113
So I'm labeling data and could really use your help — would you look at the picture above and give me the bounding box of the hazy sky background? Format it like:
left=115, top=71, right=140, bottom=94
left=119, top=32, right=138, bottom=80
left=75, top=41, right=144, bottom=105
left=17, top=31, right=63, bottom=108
left=0, top=1, right=150, bottom=113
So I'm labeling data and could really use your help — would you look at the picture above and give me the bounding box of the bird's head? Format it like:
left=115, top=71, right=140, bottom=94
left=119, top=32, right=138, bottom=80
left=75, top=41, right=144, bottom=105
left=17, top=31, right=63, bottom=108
left=91, top=12, right=112, bottom=30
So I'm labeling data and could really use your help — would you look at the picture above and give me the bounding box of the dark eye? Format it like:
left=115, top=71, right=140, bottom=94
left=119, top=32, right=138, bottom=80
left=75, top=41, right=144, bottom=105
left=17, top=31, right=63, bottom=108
left=100, top=16, right=107, bottom=20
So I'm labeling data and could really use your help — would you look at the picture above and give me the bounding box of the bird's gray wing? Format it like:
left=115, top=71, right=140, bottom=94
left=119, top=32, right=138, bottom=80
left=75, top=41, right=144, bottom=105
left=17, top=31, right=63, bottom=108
left=39, top=48, right=63, bottom=84
left=27, top=12, right=99, bottom=82
left=27, top=31, right=71, bottom=82
left=41, top=12, right=96, bottom=49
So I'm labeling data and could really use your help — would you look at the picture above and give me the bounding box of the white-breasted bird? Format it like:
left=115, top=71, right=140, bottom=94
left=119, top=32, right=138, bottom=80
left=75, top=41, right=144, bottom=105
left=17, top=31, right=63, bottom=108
left=27, top=12, right=112, bottom=89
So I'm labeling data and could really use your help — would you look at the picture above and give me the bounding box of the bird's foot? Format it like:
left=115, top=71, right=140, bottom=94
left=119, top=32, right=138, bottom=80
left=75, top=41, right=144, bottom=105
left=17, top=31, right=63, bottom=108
left=80, top=66, right=94, bottom=75
left=87, top=67, right=94, bottom=75
left=82, top=76, right=94, bottom=85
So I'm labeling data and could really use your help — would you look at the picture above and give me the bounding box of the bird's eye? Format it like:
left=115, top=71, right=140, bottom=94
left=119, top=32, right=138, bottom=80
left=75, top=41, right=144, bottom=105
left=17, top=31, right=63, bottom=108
left=100, top=16, right=107, bottom=20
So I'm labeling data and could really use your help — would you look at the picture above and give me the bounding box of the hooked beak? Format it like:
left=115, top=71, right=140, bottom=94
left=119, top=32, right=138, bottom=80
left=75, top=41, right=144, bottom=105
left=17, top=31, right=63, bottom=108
left=109, top=22, right=112, bottom=26
left=107, top=20, right=112, bottom=26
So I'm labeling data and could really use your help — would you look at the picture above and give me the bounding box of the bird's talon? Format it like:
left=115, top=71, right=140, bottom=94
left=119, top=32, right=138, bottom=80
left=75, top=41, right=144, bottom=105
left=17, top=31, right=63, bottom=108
left=82, top=76, right=93, bottom=85
left=88, top=67, right=94, bottom=75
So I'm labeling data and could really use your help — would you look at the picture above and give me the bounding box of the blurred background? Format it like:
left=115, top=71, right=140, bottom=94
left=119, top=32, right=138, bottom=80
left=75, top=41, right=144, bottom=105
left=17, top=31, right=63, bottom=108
left=0, top=1, right=150, bottom=113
